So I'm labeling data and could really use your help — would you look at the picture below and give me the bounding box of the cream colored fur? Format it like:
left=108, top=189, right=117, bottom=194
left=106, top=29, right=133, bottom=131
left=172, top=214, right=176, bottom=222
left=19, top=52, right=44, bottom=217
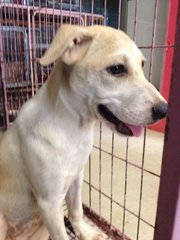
left=0, top=24, right=167, bottom=240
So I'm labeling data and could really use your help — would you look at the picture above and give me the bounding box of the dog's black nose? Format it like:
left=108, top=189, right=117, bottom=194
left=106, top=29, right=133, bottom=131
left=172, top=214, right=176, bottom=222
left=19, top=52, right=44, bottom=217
left=152, top=103, right=168, bottom=121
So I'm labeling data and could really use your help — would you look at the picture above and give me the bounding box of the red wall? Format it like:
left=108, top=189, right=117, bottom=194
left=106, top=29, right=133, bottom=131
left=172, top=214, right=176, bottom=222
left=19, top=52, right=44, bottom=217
left=149, top=0, right=179, bottom=133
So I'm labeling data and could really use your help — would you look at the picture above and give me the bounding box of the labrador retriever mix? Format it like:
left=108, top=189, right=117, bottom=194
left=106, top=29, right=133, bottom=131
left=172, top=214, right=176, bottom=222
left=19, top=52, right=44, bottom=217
left=0, top=24, right=168, bottom=240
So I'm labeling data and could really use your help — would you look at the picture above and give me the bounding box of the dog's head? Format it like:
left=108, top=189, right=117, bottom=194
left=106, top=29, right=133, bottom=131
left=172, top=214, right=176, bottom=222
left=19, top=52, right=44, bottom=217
left=40, top=24, right=168, bottom=137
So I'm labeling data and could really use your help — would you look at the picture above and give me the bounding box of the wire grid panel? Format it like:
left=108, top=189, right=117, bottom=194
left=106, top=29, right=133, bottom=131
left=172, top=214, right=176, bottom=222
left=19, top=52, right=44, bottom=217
left=83, top=1, right=171, bottom=240
left=0, top=1, right=171, bottom=240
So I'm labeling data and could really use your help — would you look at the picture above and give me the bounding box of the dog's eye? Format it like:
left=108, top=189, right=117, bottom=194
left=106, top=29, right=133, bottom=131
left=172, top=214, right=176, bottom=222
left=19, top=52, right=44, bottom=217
left=107, top=64, right=127, bottom=76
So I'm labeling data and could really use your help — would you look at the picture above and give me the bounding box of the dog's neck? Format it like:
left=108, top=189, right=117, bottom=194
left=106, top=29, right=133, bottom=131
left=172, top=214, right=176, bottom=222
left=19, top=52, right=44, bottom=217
left=43, top=63, right=96, bottom=129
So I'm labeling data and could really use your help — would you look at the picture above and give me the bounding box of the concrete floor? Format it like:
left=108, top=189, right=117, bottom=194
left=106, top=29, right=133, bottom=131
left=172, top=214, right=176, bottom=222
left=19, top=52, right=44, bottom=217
left=82, top=123, right=165, bottom=240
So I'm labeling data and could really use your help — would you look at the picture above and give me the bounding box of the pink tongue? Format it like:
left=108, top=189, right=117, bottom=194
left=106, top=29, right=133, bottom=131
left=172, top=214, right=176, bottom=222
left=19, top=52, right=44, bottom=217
left=127, top=124, right=143, bottom=137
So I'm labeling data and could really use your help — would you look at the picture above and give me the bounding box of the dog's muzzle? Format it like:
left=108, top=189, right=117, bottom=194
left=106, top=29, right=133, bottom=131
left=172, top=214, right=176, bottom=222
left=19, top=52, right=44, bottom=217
left=97, top=102, right=168, bottom=137
left=97, top=104, right=143, bottom=137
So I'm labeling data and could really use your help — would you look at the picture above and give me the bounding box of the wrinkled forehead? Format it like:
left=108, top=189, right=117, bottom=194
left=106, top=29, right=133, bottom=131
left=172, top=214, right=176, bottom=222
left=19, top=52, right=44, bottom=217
left=110, top=44, right=144, bottom=66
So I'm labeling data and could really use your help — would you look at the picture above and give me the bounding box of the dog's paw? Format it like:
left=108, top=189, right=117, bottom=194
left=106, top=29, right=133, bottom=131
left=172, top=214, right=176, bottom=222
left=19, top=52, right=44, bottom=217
left=91, top=233, right=105, bottom=240
left=71, top=219, right=105, bottom=240
left=80, top=232, right=105, bottom=240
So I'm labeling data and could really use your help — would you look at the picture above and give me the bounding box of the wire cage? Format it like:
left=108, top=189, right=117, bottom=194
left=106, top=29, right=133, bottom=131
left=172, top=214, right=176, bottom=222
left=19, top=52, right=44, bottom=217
left=0, top=1, right=179, bottom=240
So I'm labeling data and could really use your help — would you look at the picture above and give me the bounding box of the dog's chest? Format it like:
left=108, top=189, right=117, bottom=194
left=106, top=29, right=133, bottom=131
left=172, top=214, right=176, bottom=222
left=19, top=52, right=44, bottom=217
left=25, top=126, right=94, bottom=179
left=62, top=132, right=93, bottom=172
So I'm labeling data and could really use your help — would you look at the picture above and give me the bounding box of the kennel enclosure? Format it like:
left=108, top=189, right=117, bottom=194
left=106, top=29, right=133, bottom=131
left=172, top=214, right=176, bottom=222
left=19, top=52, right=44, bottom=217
left=0, top=1, right=180, bottom=240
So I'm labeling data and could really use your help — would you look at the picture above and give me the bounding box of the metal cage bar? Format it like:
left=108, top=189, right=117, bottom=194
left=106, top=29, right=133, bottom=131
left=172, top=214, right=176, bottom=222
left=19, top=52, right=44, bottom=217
left=154, top=2, right=180, bottom=239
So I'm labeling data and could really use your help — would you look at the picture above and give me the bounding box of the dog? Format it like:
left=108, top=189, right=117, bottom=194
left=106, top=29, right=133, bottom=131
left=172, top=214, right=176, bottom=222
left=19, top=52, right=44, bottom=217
left=0, top=24, right=168, bottom=240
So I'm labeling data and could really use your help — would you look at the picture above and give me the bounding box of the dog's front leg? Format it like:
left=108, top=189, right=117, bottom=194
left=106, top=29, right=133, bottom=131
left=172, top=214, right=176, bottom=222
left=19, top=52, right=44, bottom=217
left=37, top=197, right=68, bottom=240
left=66, top=171, right=103, bottom=240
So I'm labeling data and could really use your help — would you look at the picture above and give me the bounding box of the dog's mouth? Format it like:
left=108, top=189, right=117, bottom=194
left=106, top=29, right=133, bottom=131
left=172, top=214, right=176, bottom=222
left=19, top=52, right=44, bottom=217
left=97, top=104, right=143, bottom=137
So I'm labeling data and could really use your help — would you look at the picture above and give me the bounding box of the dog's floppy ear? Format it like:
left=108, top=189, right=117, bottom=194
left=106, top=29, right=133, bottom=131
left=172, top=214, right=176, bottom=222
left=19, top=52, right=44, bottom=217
left=39, top=24, right=94, bottom=66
